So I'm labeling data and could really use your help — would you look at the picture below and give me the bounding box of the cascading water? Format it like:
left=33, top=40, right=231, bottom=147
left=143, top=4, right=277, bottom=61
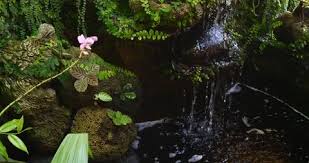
left=128, top=1, right=309, bottom=163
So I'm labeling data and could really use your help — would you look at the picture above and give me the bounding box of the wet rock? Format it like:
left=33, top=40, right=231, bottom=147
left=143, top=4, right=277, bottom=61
left=71, top=106, right=137, bottom=161
left=56, top=47, right=142, bottom=115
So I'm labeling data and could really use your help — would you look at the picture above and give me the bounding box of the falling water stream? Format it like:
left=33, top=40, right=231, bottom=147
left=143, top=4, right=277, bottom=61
left=126, top=1, right=309, bottom=163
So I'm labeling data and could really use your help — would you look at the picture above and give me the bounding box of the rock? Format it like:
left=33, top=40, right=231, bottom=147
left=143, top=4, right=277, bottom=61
left=21, top=88, right=72, bottom=153
left=0, top=78, right=71, bottom=153
left=56, top=47, right=142, bottom=115
left=274, top=10, right=309, bottom=43
left=71, top=106, right=137, bottom=161
left=128, top=0, right=204, bottom=30
left=0, top=24, right=72, bottom=153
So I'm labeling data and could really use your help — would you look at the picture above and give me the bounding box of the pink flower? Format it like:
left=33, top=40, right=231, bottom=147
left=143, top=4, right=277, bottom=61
left=77, top=34, right=98, bottom=56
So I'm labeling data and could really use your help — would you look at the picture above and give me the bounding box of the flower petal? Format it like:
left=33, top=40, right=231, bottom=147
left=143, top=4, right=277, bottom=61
left=89, top=36, right=98, bottom=42
left=78, top=35, right=86, bottom=44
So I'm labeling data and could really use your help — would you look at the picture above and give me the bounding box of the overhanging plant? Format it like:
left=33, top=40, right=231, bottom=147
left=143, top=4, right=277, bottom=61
left=94, top=0, right=211, bottom=40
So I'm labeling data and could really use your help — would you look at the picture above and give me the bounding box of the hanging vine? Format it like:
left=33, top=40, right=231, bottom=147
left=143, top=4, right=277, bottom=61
left=76, top=0, right=87, bottom=35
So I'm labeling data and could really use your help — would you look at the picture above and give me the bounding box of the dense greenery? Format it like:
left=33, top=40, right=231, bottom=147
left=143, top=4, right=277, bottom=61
left=0, top=0, right=64, bottom=43
left=227, top=0, right=308, bottom=58
left=94, top=0, right=208, bottom=40
left=0, top=116, right=31, bottom=161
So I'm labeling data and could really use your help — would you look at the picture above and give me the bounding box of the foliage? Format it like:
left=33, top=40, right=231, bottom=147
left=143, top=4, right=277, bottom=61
left=97, top=70, right=116, bottom=80
left=107, top=109, right=133, bottom=126
left=120, top=83, right=137, bottom=101
left=94, top=91, right=113, bottom=102
left=226, top=0, right=306, bottom=58
left=70, top=64, right=100, bottom=92
left=25, top=56, right=60, bottom=79
left=0, top=116, right=31, bottom=161
left=120, top=92, right=137, bottom=101
left=0, top=0, right=64, bottom=40
left=51, top=133, right=89, bottom=163
left=0, top=39, right=64, bottom=79
left=76, top=0, right=87, bottom=35
left=94, top=0, right=205, bottom=40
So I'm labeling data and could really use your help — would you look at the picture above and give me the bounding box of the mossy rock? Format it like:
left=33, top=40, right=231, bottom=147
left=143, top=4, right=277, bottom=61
left=274, top=9, right=309, bottom=43
left=0, top=24, right=72, bottom=153
left=56, top=47, right=142, bottom=115
left=0, top=78, right=72, bottom=153
left=71, top=106, right=137, bottom=161
left=129, top=0, right=204, bottom=29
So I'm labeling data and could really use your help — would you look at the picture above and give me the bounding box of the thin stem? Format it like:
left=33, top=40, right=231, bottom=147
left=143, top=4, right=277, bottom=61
left=0, top=58, right=81, bottom=117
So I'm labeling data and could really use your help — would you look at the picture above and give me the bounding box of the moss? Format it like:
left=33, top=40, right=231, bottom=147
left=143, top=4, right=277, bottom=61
left=71, top=106, right=137, bottom=161
left=56, top=47, right=142, bottom=114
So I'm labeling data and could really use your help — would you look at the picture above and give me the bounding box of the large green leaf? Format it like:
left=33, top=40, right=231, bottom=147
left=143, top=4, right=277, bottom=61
left=51, top=133, right=88, bottom=163
left=16, top=116, right=24, bottom=133
left=0, top=140, right=8, bottom=160
left=107, top=110, right=132, bottom=126
left=74, top=78, right=88, bottom=92
left=7, top=135, right=28, bottom=154
left=0, top=119, right=17, bottom=133
left=94, top=92, right=112, bottom=102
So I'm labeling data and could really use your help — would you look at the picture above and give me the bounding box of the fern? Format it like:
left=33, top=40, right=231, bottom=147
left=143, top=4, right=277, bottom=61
left=0, top=0, right=64, bottom=40
left=97, top=70, right=116, bottom=80
left=94, top=0, right=204, bottom=40
left=131, top=29, right=169, bottom=40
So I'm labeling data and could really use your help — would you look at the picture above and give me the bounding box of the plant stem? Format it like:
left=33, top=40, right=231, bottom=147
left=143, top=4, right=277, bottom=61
left=0, top=58, right=80, bottom=117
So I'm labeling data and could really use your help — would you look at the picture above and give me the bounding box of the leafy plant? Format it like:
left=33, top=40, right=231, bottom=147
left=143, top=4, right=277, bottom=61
left=94, top=92, right=113, bottom=102
left=97, top=70, right=116, bottom=80
left=51, top=133, right=89, bottom=163
left=0, top=116, right=31, bottom=161
left=120, top=92, right=137, bottom=101
left=94, top=0, right=206, bottom=40
left=107, top=110, right=133, bottom=126
left=0, top=0, right=64, bottom=40
left=70, top=64, right=100, bottom=92
left=25, top=56, right=60, bottom=79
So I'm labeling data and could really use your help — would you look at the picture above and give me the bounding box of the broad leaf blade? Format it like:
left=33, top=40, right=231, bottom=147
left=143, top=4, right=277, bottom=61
left=74, top=78, right=88, bottom=92
left=7, top=135, right=28, bottom=154
left=94, top=92, right=112, bottom=102
left=0, top=140, right=8, bottom=160
left=16, top=116, right=24, bottom=133
left=0, top=119, right=17, bottom=133
left=51, top=133, right=88, bottom=163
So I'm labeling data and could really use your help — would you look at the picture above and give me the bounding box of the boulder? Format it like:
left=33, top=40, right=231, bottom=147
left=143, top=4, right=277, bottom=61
left=56, top=47, right=142, bottom=115
left=71, top=106, right=137, bottom=161
left=0, top=24, right=72, bottom=153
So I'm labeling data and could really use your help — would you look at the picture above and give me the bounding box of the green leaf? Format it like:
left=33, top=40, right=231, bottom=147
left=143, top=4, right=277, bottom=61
left=51, top=133, right=88, bottom=163
left=7, top=135, right=28, bottom=154
left=88, top=147, right=93, bottom=159
left=74, top=78, right=88, bottom=92
left=107, top=110, right=133, bottom=126
left=0, top=140, right=8, bottom=160
left=16, top=116, right=24, bottom=133
left=94, top=92, right=112, bottom=102
left=124, top=92, right=136, bottom=100
left=0, top=119, right=17, bottom=133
